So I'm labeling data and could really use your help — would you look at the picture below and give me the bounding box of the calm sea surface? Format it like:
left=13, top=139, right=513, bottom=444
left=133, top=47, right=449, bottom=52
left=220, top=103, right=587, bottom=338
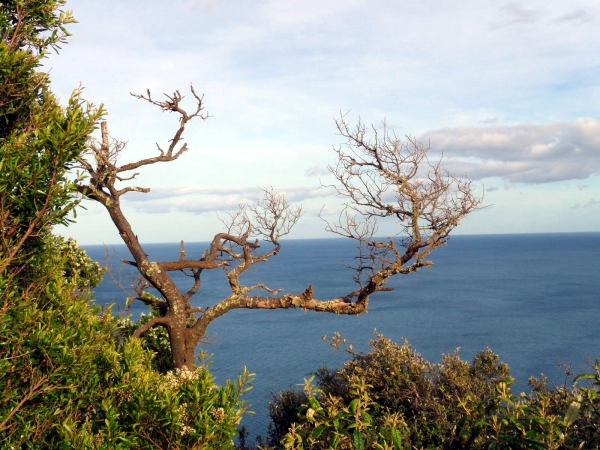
left=85, top=233, right=600, bottom=440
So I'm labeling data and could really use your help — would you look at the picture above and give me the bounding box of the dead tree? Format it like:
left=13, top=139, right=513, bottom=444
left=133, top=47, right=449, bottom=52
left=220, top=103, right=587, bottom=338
left=76, top=86, right=481, bottom=370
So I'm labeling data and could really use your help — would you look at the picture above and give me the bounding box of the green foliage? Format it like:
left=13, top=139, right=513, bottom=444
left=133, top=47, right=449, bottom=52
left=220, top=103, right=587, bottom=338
left=70, top=346, right=253, bottom=449
left=0, top=0, right=76, bottom=138
left=116, top=305, right=175, bottom=373
left=1, top=233, right=253, bottom=448
left=0, top=0, right=103, bottom=276
left=269, top=335, right=600, bottom=449
left=455, top=368, right=600, bottom=449
left=1, top=2, right=252, bottom=448
left=50, top=235, right=104, bottom=287
left=277, top=334, right=509, bottom=449
left=0, top=233, right=111, bottom=444
left=0, top=0, right=76, bottom=55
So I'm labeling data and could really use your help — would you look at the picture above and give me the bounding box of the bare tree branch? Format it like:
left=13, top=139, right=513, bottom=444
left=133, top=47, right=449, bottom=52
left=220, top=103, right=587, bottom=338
left=76, top=89, right=480, bottom=370
left=321, top=114, right=482, bottom=288
left=132, top=316, right=170, bottom=339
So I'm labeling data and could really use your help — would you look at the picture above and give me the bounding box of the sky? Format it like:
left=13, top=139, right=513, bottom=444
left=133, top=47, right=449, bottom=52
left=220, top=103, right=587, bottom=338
left=49, top=0, right=600, bottom=245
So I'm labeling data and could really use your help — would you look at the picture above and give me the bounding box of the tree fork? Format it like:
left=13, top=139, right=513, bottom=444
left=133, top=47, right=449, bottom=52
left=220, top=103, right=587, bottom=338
left=76, top=89, right=481, bottom=370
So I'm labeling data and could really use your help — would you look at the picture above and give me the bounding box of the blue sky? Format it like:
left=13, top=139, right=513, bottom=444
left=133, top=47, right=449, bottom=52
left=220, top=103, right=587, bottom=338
left=50, top=0, right=600, bottom=244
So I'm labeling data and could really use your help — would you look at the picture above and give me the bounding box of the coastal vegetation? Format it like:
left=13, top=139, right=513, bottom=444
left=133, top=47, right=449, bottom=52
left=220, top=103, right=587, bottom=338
left=259, top=334, right=600, bottom=449
left=1, top=1, right=248, bottom=447
left=2, top=1, right=598, bottom=448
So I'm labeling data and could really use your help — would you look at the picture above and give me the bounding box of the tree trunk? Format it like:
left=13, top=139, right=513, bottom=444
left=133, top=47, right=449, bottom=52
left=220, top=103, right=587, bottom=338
left=169, top=318, right=195, bottom=370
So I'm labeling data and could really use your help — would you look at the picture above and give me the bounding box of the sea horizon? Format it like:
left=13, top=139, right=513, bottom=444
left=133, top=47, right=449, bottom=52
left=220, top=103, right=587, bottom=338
left=80, top=229, right=600, bottom=248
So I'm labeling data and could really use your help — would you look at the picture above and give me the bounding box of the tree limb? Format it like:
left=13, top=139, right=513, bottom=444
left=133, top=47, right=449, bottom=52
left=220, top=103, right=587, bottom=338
left=132, top=316, right=170, bottom=339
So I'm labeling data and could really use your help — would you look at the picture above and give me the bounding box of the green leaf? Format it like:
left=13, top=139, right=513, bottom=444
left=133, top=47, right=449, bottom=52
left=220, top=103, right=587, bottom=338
left=391, top=428, right=403, bottom=450
left=574, top=372, right=597, bottom=382
left=308, top=396, right=320, bottom=410
left=353, top=430, right=364, bottom=450
left=312, top=424, right=326, bottom=439
left=564, top=401, right=580, bottom=427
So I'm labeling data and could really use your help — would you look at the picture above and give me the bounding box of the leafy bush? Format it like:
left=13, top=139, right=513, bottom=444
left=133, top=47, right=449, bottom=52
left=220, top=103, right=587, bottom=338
left=116, top=305, right=175, bottom=373
left=0, top=0, right=103, bottom=276
left=274, top=334, right=508, bottom=449
left=267, top=333, right=600, bottom=449
left=1, top=233, right=253, bottom=449
left=455, top=365, right=600, bottom=449
left=1, top=2, right=252, bottom=447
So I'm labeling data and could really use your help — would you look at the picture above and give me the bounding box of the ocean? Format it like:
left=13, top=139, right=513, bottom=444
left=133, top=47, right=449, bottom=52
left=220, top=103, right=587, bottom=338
left=85, top=232, right=600, bottom=440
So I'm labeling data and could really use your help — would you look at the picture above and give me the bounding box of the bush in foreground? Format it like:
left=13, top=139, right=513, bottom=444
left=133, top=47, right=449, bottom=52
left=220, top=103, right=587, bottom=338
left=1, top=3, right=251, bottom=446
left=1, top=234, right=252, bottom=449
left=265, top=334, right=599, bottom=449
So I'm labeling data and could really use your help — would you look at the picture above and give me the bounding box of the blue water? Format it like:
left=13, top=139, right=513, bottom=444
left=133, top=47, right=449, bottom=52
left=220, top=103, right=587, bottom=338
left=85, top=233, right=600, bottom=440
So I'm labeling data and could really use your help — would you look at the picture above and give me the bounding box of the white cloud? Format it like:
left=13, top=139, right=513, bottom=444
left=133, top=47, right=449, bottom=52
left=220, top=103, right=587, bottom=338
left=554, top=8, right=595, bottom=23
left=422, top=118, right=600, bottom=183
left=123, top=185, right=333, bottom=214
left=188, top=0, right=222, bottom=12
left=499, top=3, right=547, bottom=24
left=571, top=199, right=600, bottom=209
left=305, top=165, right=330, bottom=177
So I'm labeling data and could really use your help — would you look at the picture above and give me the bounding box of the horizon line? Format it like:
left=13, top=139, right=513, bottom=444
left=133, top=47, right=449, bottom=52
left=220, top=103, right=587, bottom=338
left=79, top=230, right=600, bottom=247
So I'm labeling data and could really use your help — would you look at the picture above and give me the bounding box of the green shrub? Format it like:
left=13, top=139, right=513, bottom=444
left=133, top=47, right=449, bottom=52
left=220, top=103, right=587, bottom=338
left=1, top=234, right=252, bottom=448
left=269, top=333, right=509, bottom=449
left=269, top=334, right=600, bottom=449
left=456, top=365, right=600, bottom=449
left=116, top=304, right=175, bottom=373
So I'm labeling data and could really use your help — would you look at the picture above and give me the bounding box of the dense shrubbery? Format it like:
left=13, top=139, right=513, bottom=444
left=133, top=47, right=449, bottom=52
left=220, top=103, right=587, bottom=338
left=1, top=235, right=252, bottom=448
left=116, top=303, right=175, bottom=373
left=262, top=334, right=600, bottom=449
left=1, top=1, right=251, bottom=447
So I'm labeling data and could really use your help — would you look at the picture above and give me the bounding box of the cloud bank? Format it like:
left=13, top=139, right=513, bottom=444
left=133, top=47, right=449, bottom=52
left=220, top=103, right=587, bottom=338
left=124, top=186, right=332, bottom=214
left=123, top=116, right=600, bottom=216
left=571, top=198, right=600, bottom=209
left=422, top=118, right=600, bottom=183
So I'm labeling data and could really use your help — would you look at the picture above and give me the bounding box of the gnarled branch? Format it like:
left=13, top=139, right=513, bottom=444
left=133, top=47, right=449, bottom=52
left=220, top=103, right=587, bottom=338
left=76, top=89, right=480, bottom=370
